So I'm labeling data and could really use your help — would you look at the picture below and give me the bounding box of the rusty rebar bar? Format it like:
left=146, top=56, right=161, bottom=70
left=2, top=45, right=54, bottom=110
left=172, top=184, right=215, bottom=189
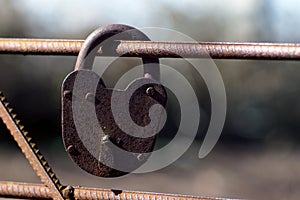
left=0, top=92, right=64, bottom=200
left=0, top=181, right=233, bottom=200
left=0, top=38, right=300, bottom=60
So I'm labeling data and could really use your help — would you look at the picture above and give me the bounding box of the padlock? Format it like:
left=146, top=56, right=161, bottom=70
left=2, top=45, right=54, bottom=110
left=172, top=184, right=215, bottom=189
left=62, top=24, right=167, bottom=177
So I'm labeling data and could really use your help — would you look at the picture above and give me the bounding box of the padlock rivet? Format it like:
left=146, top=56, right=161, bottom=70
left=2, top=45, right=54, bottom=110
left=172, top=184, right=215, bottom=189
left=137, top=153, right=145, bottom=161
left=146, top=87, right=155, bottom=96
left=63, top=90, right=72, bottom=99
left=66, top=145, right=80, bottom=156
left=85, top=92, right=100, bottom=104
left=85, top=92, right=94, bottom=101
left=101, top=135, right=110, bottom=144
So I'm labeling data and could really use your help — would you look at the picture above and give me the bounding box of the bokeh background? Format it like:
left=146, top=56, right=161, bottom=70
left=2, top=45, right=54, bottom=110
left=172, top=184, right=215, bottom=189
left=1, top=0, right=300, bottom=199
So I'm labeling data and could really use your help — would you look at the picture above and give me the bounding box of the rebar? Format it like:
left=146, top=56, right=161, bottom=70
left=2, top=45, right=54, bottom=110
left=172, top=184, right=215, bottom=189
left=0, top=92, right=64, bottom=200
left=1, top=37, right=294, bottom=200
left=0, top=181, right=233, bottom=200
left=0, top=39, right=299, bottom=60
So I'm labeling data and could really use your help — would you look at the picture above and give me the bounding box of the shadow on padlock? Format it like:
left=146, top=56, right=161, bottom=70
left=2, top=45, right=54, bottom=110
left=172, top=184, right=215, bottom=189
left=62, top=24, right=167, bottom=177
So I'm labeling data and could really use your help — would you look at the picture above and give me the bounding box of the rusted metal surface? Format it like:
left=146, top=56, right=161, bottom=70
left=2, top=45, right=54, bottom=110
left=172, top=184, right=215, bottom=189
left=0, top=182, right=51, bottom=199
left=73, top=24, right=158, bottom=73
left=62, top=70, right=167, bottom=177
left=0, top=38, right=300, bottom=60
left=0, top=181, right=234, bottom=200
left=73, top=24, right=160, bottom=81
left=0, top=92, right=65, bottom=200
left=62, top=24, right=166, bottom=177
left=0, top=24, right=263, bottom=199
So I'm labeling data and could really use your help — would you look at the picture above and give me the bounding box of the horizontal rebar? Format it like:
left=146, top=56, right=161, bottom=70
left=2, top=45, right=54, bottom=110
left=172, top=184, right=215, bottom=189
left=0, top=38, right=300, bottom=60
left=0, top=181, right=233, bottom=200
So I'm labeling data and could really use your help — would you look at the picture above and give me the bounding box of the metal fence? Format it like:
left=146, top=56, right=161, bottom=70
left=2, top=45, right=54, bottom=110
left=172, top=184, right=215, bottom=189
left=0, top=38, right=299, bottom=200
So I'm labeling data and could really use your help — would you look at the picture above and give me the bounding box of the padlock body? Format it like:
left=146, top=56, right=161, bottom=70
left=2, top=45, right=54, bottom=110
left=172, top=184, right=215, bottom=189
left=62, top=70, right=166, bottom=177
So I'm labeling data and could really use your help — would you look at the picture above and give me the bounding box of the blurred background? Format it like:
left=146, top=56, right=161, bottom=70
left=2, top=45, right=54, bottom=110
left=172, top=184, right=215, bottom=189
left=1, top=0, right=300, bottom=199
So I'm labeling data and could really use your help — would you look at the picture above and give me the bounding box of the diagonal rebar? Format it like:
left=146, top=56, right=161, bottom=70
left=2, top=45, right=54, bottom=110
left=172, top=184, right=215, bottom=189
left=0, top=92, right=65, bottom=200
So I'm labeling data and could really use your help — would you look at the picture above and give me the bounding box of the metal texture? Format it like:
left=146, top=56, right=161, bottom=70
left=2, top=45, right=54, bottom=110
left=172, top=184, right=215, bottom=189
left=0, top=181, right=233, bottom=200
left=62, top=70, right=167, bottom=177
left=0, top=38, right=300, bottom=60
left=62, top=24, right=166, bottom=177
left=0, top=92, right=65, bottom=200
left=73, top=24, right=160, bottom=82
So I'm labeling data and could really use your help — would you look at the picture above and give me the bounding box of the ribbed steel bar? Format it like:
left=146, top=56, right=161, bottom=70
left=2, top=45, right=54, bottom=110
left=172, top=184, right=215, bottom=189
left=0, top=38, right=300, bottom=60
left=0, top=92, right=65, bottom=200
left=0, top=181, right=233, bottom=200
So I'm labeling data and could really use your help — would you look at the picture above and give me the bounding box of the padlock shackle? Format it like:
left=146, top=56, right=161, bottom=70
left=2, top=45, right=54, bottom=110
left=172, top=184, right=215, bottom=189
left=75, top=24, right=160, bottom=81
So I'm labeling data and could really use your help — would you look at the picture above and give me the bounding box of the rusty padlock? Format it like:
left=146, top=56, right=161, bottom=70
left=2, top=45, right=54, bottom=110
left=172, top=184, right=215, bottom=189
left=62, top=24, right=167, bottom=177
